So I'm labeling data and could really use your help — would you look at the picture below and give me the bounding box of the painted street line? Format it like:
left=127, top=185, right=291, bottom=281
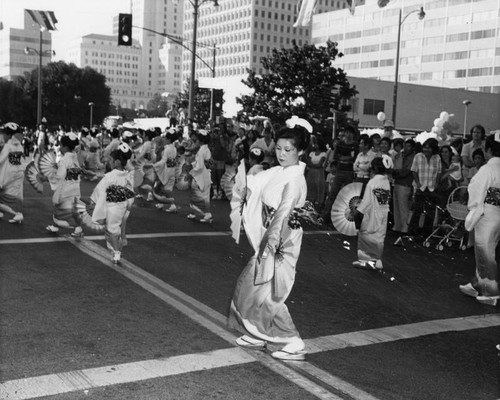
left=0, top=230, right=338, bottom=245
left=2, top=234, right=497, bottom=400
left=0, top=348, right=256, bottom=400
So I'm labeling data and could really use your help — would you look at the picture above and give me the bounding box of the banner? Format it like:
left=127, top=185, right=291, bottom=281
left=293, top=0, right=318, bottom=27
left=26, top=10, right=58, bottom=31
left=346, top=0, right=356, bottom=15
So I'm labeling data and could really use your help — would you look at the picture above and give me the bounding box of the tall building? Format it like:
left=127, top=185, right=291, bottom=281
left=311, top=0, right=500, bottom=94
left=66, top=0, right=184, bottom=109
left=0, top=12, right=54, bottom=80
left=182, top=0, right=361, bottom=115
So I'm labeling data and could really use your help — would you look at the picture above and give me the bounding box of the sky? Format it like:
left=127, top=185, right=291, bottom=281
left=1, top=0, right=130, bottom=60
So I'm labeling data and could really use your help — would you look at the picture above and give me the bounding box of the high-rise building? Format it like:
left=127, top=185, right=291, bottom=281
left=182, top=0, right=361, bottom=115
left=0, top=12, right=54, bottom=80
left=311, top=0, right=500, bottom=94
left=66, top=0, right=184, bottom=110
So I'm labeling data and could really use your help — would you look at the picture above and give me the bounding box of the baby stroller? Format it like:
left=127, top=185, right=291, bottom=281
left=422, top=186, right=469, bottom=251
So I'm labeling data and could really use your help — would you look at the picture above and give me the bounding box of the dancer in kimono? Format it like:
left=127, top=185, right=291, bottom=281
left=186, top=130, right=213, bottom=222
left=0, top=123, right=25, bottom=223
left=228, top=122, right=311, bottom=361
left=459, top=133, right=500, bottom=306
left=133, top=129, right=156, bottom=201
left=90, top=143, right=135, bottom=264
left=45, top=133, right=84, bottom=237
left=153, top=130, right=178, bottom=212
left=352, top=156, right=393, bottom=270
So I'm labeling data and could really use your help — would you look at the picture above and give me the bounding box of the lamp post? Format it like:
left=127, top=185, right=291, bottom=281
left=392, top=6, right=425, bottom=128
left=24, top=32, right=55, bottom=125
left=88, top=102, right=95, bottom=129
left=463, top=100, right=471, bottom=138
left=187, top=0, right=219, bottom=128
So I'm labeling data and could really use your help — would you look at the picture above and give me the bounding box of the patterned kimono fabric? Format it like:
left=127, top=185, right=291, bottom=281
left=467, top=157, right=500, bottom=296
left=50, top=152, right=82, bottom=228
left=356, top=174, right=391, bottom=264
left=91, top=169, right=135, bottom=254
left=0, top=135, right=24, bottom=215
left=229, top=162, right=306, bottom=345
left=153, top=143, right=177, bottom=201
left=189, top=144, right=212, bottom=216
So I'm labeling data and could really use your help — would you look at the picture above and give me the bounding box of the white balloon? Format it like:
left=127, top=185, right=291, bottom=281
left=433, top=118, right=442, bottom=128
left=377, top=112, right=386, bottom=122
left=431, top=126, right=441, bottom=134
left=440, top=111, right=449, bottom=122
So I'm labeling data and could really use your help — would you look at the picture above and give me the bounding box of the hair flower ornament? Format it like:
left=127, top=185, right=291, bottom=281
left=285, top=116, right=313, bottom=134
left=198, top=129, right=209, bottom=136
left=66, top=132, right=79, bottom=142
left=118, top=143, right=132, bottom=153
left=250, top=147, right=263, bottom=156
left=495, top=131, right=500, bottom=143
left=382, top=154, right=394, bottom=169
left=2, top=122, right=20, bottom=134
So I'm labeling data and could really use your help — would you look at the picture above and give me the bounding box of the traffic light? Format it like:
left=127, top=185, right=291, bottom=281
left=212, top=89, right=224, bottom=116
left=118, top=13, right=132, bottom=46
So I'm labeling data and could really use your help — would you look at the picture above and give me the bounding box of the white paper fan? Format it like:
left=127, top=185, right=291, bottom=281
left=330, top=182, right=363, bottom=236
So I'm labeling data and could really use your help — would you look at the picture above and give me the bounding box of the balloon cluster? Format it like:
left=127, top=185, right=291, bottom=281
left=431, top=111, right=451, bottom=135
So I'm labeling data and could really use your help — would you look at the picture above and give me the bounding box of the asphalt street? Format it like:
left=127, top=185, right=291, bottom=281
left=0, top=175, right=499, bottom=400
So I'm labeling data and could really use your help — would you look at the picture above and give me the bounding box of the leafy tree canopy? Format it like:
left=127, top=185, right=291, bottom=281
left=236, top=40, right=357, bottom=130
left=0, top=61, right=111, bottom=129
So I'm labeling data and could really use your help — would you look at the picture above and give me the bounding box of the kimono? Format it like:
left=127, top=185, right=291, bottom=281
left=134, top=140, right=155, bottom=191
left=0, top=135, right=25, bottom=213
left=188, top=144, right=212, bottom=215
left=49, top=152, right=82, bottom=228
left=466, top=157, right=500, bottom=297
left=91, top=168, right=135, bottom=254
left=229, top=162, right=307, bottom=345
left=153, top=143, right=177, bottom=196
left=356, top=174, right=391, bottom=266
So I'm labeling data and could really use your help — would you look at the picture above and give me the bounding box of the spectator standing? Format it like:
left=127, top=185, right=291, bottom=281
left=392, top=139, right=416, bottom=236
left=305, top=135, right=327, bottom=208
left=251, top=125, right=276, bottom=168
left=322, top=125, right=359, bottom=224
left=461, top=124, right=486, bottom=177
left=408, top=138, right=442, bottom=236
left=353, top=134, right=375, bottom=186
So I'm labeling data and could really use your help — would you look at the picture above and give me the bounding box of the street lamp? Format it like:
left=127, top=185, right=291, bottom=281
left=24, top=43, right=55, bottom=126
left=187, top=0, right=219, bottom=128
left=463, top=99, right=471, bottom=138
left=392, top=6, right=425, bottom=128
left=88, top=102, right=95, bottom=129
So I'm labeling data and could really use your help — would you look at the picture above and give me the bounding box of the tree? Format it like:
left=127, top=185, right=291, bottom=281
left=236, top=40, right=357, bottom=130
left=1, top=61, right=111, bottom=129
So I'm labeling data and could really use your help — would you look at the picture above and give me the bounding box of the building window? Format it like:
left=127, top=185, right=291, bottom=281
left=363, top=99, right=385, bottom=115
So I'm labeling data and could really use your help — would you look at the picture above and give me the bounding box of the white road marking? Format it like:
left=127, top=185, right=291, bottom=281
left=0, top=230, right=338, bottom=245
left=1, top=233, right=498, bottom=400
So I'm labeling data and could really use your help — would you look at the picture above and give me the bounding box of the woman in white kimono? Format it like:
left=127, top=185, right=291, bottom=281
left=90, top=143, right=135, bottom=264
left=352, top=156, right=393, bottom=270
left=133, top=129, right=156, bottom=201
left=153, top=130, right=178, bottom=212
left=45, top=133, right=84, bottom=237
left=459, top=133, right=500, bottom=306
left=186, top=131, right=213, bottom=222
left=228, top=123, right=310, bottom=361
left=0, top=123, right=25, bottom=223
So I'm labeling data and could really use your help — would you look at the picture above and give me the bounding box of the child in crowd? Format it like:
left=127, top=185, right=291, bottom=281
left=352, top=156, right=393, bottom=270
left=465, top=149, right=485, bottom=183
left=90, top=143, right=135, bottom=264
left=448, top=149, right=463, bottom=185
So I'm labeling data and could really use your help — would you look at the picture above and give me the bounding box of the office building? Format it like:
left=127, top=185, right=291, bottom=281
left=182, top=0, right=362, bottom=115
left=0, top=12, right=54, bottom=80
left=311, top=0, right=500, bottom=94
left=67, top=0, right=184, bottom=109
